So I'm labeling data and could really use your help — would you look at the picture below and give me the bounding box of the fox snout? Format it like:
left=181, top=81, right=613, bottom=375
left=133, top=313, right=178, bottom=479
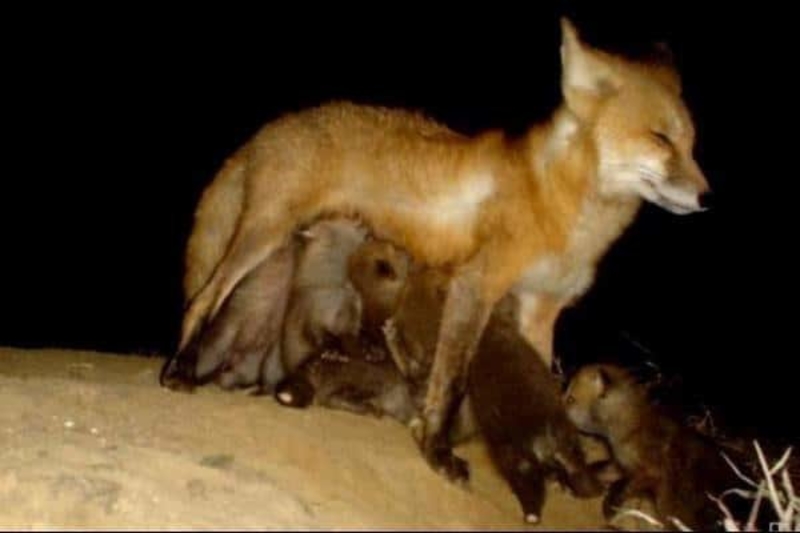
left=678, top=158, right=713, bottom=213
left=685, top=156, right=713, bottom=208
left=698, top=189, right=714, bottom=210
left=646, top=156, right=712, bottom=215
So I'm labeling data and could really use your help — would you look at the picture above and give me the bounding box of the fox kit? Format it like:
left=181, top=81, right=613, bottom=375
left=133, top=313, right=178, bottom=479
left=347, top=238, right=412, bottom=349
left=383, top=264, right=451, bottom=382
left=274, top=349, right=418, bottom=423
left=281, top=218, right=367, bottom=375
left=564, top=364, right=739, bottom=530
left=176, top=18, right=711, bottom=480
left=275, top=236, right=418, bottom=423
left=467, top=294, right=602, bottom=524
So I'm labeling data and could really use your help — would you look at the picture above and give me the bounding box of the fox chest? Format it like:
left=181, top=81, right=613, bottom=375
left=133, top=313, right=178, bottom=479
left=510, top=193, right=637, bottom=304
left=512, top=255, right=596, bottom=304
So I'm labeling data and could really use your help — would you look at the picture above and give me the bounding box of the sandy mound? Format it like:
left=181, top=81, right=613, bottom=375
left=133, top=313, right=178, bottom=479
left=0, top=347, right=610, bottom=530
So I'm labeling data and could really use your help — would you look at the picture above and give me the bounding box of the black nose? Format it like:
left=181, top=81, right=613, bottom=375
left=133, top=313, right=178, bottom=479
left=698, top=190, right=715, bottom=210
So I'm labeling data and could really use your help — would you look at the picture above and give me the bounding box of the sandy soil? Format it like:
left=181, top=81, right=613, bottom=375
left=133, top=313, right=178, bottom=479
left=0, top=347, right=618, bottom=530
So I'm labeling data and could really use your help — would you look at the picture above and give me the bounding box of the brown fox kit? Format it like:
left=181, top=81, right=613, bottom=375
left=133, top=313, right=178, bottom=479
left=382, top=262, right=451, bottom=383
left=564, top=364, right=739, bottom=530
left=347, top=238, right=412, bottom=350
left=275, top=237, right=418, bottom=423
left=467, top=295, right=603, bottom=524
left=176, top=18, right=711, bottom=480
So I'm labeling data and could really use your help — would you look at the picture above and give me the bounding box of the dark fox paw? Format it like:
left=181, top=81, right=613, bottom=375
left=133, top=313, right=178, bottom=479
left=432, top=450, right=470, bottom=486
left=158, top=356, right=197, bottom=392
left=414, top=419, right=470, bottom=485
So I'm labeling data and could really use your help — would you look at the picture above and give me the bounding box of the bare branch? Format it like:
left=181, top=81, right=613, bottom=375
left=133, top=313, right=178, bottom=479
left=753, top=441, right=796, bottom=526
left=744, top=483, right=765, bottom=531
left=710, top=494, right=741, bottom=531
left=722, top=451, right=758, bottom=488
left=612, top=507, right=664, bottom=529
left=768, top=446, right=793, bottom=477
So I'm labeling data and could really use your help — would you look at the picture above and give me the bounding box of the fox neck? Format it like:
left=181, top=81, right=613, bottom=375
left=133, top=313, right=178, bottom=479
left=526, top=106, right=642, bottom=264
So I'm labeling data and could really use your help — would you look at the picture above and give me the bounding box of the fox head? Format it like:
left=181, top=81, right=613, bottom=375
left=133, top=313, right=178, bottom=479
left=563, top=364, right=637, bottom=437
left=560, top=18, right=712, bottom=215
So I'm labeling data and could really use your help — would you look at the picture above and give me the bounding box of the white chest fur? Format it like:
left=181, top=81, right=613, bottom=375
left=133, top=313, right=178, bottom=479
left=512, top=192, right=639, bottom=304
left=513, top=254, right=595, bottom=303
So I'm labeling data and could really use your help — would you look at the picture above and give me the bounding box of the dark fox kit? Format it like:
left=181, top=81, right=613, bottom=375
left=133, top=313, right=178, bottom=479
left=467, top=295, right=602, bottom=523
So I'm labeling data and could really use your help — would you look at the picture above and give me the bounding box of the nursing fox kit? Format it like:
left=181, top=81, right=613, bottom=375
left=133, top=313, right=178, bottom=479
left=564, top=365, right=739, bottom=529
left=170, top=18, right=711, bottom=479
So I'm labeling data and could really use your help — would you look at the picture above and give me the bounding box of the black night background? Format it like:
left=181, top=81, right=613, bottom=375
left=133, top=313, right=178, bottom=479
left=1, top=2, right=796, bottom=446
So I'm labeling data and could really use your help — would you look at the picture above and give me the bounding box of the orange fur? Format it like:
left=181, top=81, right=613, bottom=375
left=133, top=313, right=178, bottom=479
left=183, top=24, right=708, bottom=345
left=183, top=154, right=246, bottom=302
left=178, top=17, right=710, bottom=478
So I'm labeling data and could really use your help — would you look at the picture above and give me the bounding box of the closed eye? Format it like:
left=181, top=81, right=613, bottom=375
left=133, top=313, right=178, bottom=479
left=651, top=130, right=672, bottom=147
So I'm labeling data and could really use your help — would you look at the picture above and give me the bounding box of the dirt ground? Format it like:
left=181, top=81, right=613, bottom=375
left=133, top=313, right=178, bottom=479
left=0, top=347, right=626, bottom=530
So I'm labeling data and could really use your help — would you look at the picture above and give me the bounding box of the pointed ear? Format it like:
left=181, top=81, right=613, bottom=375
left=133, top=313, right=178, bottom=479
left=652, top=42, right=675, bottom=67
left=646, top=41, right=682, bottom=94
left=560, top=17, right=620, bottom=118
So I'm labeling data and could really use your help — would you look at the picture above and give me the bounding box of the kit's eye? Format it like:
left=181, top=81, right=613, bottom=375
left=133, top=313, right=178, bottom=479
left=375, top=259, right=395, bottom=279
left=565, top=395, right=575, bottom=405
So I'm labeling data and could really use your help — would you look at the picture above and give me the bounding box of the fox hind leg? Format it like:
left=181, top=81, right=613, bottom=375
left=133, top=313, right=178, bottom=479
left=179, top=210, right=296, bottom=352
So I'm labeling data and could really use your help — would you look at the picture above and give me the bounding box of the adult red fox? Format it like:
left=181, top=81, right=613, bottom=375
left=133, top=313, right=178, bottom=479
left=172, top=18, right=711, bottom=480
